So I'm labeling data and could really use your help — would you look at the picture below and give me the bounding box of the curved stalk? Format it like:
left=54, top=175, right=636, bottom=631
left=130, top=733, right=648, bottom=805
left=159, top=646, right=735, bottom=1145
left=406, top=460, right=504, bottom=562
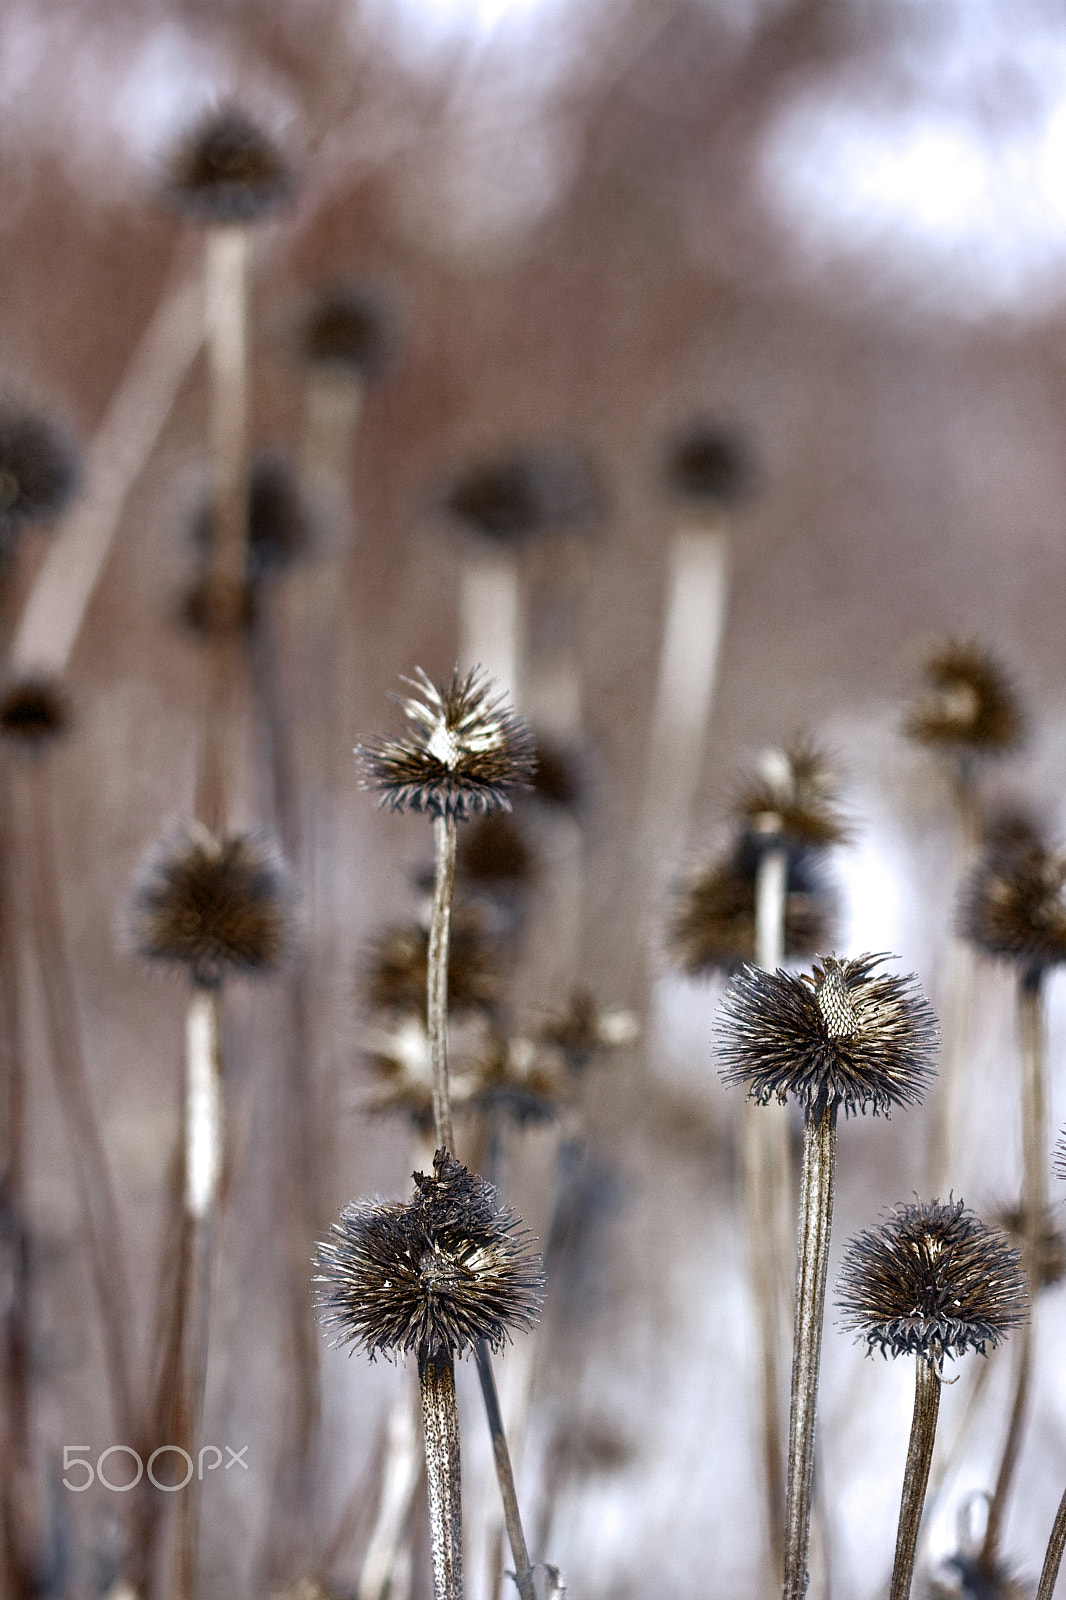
left=419, top=1356, right=463, bottom=1600
left=428, top=816, right=457, bottom=1152
left=783, top=1104, right=837, bottom=1600
left=474, top=1342, right=536, bottom=1600
left=890, top=1355, right=942, bottom=1600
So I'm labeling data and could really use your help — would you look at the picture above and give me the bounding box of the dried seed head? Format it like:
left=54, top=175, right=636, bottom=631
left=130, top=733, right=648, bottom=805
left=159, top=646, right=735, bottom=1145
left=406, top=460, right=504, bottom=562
left=302, top=284, right=392, bottom=376
left=131, top=823, right=291, bottom=986
left=904, top=640, right=1024, bottom=758
left=0, top=406, right=78, bottom=548
left=315, top=1149, right=544, bottom=1361
left=667, top=841, right=835, bottom=977
left=836, top=1199, right=1028, bottom=1359
left=164, top=105, right=293, bottom=223
left=0, top=673, right=71, bottom=748
left=928, top=1553, right=1029, bottom=1600
left=442, top=450, right=598, bottom=546
left=734, top=739, right=849, bottom=854
left=664, top=420, right=752, bottom=507
left=470, top=1031, right=570, bottom=1124
left=527, top=735, right=588, bottom=814
left=960, top=822, right=1066, bottom=973
left=994, top=1203, right=1066, bottom=1291
left=358, top=667, right=536, bottom=820
left=359, top=918, right=500, bottom=1019
left=717, top=954, right=938, bottom=1120
left=535, top=987, right=639, bottom=1074
left=457, top=811, right=537, bottom=887
left=360, top=1015, right=495, bottom=1126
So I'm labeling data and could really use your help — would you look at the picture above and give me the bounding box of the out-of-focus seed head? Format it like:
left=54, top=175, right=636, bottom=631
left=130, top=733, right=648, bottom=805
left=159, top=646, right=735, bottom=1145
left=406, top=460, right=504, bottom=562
left=189, top=455, right=314, bottom=587
left=131, top=823, right=291, bottom=987
left=836, top=1198, right=1028, bottom=1359
left=717, top=953, right=938, bottom=1120
left=359, top=917, right=500, bottom=1019
left=527, top=735, right=588, bottom=814
left=668, top=840, right=835, bottom=977
left=994, top=1203, right=1066, bottom=1292
left=535, top=987, right=639, bottom=1075
left=301, top=285, right=392, bottom=377
left=904, top=640, right=1024, bottom=759
left=928, top=1553, right=1029, bottom=1600
left=0, top=406, right=79, bottom=549
left=734, top=739, right=849, bottom=855
left=457, top=811, right=537, bottom=887
left=0, top=673, right=71, bottom=749
left=442, top=450, right=598, bottom=546
left=314, top=1149, right=544, bottom=1361
left=663, top=420, right=752, bottom=508
left=358, top=667, right=536, bottom=820
left=469, top=1031, right=570, bottom=1124
left=960, top=820, right=1066, bottom=974
left=164, top=105, right=293, bottom=223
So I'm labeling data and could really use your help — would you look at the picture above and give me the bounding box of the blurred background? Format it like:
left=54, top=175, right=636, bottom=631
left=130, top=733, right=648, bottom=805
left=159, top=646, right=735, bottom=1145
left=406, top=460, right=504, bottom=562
left=5, top=3, right=1066, bottom=1600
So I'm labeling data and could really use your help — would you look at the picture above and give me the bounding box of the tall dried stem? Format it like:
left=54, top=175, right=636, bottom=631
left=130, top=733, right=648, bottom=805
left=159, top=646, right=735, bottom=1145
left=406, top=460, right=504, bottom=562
left=474, top=1342, right=536, bottom=1600
left=1036, top=1484, right=1066, bottom=1600
left=419, top=1357, right=463, bottom=1600
left=428, top=816, right=458, bottom=1152
left=891, top=1355, right=942, bottom=1600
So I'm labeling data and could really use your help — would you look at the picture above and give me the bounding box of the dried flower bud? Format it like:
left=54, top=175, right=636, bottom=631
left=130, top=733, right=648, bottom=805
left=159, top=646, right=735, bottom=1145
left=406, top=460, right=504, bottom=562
left=717, top=954, right=938, bottom=1120
left=301, top=285, right=392, bottom=377
left=837, top=1198, right=1028, bottom=1359
left=0, top=406, right=78, bottom=548
left=960, top=823, right=1066, bottom=974
left=734, top=739, right=849, bottom=854
left=360, top=918, right=500, bottom=1019
left=668, top=840, right=835, bottom=977
left=442, top=451, right=598, bottom=546
left=664, top=420, right=752, bottom=507
left=131, top=823, right=291, bottom=987
left=0, top=673, right=71, bottom=748
left=358, top=667, right=536, bottom=820
left=904, top=640, right=1023, bottom=758
left=164, top=105, right=293, bottom=223
left=315, top=1149, right=544, bottom=1361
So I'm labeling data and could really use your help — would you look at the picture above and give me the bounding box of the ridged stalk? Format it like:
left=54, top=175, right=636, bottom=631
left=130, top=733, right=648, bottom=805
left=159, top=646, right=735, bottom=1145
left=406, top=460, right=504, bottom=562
left=419, top=1356, right=463, bottom=1600
left=428, top=815, right=457, bottom=1151
left=1036, top=1484, right=1066, bottom=1600
left=890, top=1355, right=942, bottom=1600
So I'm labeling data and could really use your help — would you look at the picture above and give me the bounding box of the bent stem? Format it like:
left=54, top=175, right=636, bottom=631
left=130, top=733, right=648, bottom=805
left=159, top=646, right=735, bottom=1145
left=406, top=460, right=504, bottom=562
left=1036, top=1483, right=1066, bottom=1600
left=474, top=1341, right=536, bottom=1600
left=428, top=815, right=458, bottom=1151
left=783, top=1103, right=837, bottom=1600
left=419, top=1354, right=464, bottom=1600
left=891, top=1354, right=942, bottom=1600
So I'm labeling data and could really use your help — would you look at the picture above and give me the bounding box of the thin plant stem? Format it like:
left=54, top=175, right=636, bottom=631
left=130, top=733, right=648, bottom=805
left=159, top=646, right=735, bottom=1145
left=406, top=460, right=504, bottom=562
left=1035, top=1483, right=1066, bottom=1600
left=783, top=1103, right=837, bottom=1600
left=474, top=1342, right=536, bottom=1600
left=428, top=815, right=458, bottom=1152
left=979, top=1313, right=1033, bottom=1577
left=418, top=1355, right=463, bottom=1600
left=890, top=1354, right=942, bottom=1600
left=204, top=224, right=250, bottom=624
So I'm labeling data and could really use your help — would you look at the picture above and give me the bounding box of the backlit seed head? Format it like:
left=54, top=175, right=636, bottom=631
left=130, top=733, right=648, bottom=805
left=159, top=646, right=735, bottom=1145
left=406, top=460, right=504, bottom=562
left=442, top=450, right=598, bottom=546
left=664, top=420, right=752, bottom=507
left=836, top=1199, right=1028, bottom=1359
left=960, top=822, right=1066, bottom=973
left=358, top=667, right=536, bottom=819
left=0, top=406, right=79, bottom=548
left=904, top=640, right=1024, bottom=758
left=717, top=954, right=938, bottom=1120
left=131, top=823, right=291, bottom=987
left=314, top=1149, right=544, bottom=1361
left=301, top=285, right=392, bottom=377
left=359, top=917, right=501, bottom=1019
left=734, top=739, right=849, bottom=854
left=668, top=841, right=835, bottom=977
left=164, top=105, right=293, bottom=223
left=0, top=674, right=71, bottom=748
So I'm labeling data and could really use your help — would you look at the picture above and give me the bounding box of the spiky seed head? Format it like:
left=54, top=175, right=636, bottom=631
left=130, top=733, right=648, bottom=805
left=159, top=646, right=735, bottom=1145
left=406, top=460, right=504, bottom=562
left=960, top=823, right=1066, bottom=974
left=904, top=640, right=1024, bottom=757
left=0, top=406, right=78, bottom=548
left=667, top=842, right=835, bottom=977
left=131, top=823, right=291, bottom=987
left=536, top=987, right=639, bottom=1074
left=664, top=420, right=752, bottom=507
left=994, top=1203, right=1066, bottom=1291
left=836, top=1199, right=1028, bottom=1359
left=357, top=667, right=536, bottom=820
left=164, top=105, right=292, bottom=223
left=360, top=918, right=500, bottom=1018
left=302, top=285, right=392, bottom=376
left=442, top=451, right=598, bottom=546
left=0, top=674, right=71, bottom=748
left=717, top=953, right=938, bottom=1120
left=314, top=1149, right=544, bottom=1361
left=734, top=739, right=849, bottom=853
